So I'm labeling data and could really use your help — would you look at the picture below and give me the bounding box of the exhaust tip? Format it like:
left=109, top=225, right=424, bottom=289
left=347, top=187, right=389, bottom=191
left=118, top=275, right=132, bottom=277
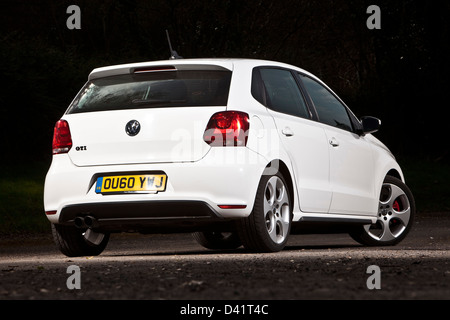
left=84, top=215, right=97, bottom=228
left=74, top=216, right=85, bottom=228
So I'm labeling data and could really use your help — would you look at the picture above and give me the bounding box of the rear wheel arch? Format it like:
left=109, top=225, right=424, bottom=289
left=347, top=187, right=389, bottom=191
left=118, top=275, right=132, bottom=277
left=264, top=159, right=295, bottom=212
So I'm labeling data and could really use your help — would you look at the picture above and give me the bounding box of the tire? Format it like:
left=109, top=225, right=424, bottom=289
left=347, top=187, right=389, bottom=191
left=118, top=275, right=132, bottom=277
left=192, top=231, right=242, bottom=250
left=51, top=223, right=110, bottom=257
left=237, top=172, right=292, bottom=252
left=349, top=176, right=415, bottom=246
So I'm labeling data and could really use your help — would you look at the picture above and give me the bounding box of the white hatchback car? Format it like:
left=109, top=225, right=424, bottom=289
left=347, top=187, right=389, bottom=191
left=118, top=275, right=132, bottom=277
left=44, top=58, right=415, bottom=257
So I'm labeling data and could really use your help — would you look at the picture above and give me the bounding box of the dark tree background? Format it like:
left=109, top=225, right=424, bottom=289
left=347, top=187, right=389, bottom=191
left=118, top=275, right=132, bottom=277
left=1, top=0, right=449, bottom=164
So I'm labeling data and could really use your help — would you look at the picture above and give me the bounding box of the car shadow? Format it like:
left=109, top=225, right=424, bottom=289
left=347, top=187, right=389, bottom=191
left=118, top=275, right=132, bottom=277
left=103, top=243, right=363, bottom=258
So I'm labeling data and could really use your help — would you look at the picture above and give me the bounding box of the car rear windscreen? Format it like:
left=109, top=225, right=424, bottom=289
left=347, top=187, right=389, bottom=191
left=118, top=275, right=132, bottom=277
left=67, top=70, right=232, bottom=114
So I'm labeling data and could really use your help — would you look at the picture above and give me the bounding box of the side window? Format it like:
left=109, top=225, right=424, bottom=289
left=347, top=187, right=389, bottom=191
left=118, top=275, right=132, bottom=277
left=300, top=74, right=353, bottom=132
left=255, top=68, right=309, bottom=119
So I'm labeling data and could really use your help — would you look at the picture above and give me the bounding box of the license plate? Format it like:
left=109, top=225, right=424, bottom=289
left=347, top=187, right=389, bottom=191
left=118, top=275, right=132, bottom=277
left=95, top=174, right=167, bottom=194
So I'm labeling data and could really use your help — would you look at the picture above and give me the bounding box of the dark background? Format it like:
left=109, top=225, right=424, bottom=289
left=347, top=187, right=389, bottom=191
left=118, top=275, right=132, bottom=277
left=0, top=0, right=449, bottom=165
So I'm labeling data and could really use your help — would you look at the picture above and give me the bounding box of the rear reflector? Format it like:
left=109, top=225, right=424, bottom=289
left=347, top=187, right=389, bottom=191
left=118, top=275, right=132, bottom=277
left=203, top=111, right=249, bottom=147
left=45, top=211, right=57, bottom=215
left=218, top=205, right=247, bottom=209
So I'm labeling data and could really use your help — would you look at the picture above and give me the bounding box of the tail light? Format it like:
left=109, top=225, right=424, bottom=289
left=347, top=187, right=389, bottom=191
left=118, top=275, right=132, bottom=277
left=52, top=120, right=73, bottom=154
left=203, top=111, right=249, bottom=147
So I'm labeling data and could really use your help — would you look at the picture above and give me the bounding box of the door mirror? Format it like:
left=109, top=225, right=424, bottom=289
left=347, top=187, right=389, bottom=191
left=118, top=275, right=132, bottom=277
left=361, top=116, right=381, bottom=135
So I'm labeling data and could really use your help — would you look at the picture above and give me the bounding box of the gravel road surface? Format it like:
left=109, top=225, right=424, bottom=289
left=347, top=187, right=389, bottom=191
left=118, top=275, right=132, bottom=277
left=1, top=213, right=449, bottom=302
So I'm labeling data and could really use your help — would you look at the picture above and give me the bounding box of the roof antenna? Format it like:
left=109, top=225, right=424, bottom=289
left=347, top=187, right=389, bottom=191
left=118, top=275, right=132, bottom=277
left=165, top=30, right=183, bottom=60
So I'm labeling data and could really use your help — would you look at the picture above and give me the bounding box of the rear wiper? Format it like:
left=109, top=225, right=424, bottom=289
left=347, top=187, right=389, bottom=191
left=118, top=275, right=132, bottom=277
left=132, top=99, right=187, bottom=105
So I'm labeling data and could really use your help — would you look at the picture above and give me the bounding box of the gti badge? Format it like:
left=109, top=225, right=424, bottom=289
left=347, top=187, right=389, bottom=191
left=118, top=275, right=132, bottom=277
left=125, top=120, right=141, bottom=136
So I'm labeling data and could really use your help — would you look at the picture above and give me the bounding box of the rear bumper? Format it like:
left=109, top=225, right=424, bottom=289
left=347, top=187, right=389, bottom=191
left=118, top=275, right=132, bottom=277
left=44, top=147, right=268, bottom=231
left=58, top=200, right=234, bottom=233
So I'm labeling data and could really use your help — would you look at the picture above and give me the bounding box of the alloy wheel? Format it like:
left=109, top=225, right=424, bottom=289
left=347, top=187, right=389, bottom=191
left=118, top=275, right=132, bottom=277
left=365, top=182, right=412, bottom=242
left=263, top=176, right=291, bottom=244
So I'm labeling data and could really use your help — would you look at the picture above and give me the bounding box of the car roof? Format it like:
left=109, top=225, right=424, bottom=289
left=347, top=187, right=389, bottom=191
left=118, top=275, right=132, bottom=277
left=88, top=58, right=317, bottom=81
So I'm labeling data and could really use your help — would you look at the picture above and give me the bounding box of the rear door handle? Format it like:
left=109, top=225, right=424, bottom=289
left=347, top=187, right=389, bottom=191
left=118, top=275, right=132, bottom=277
left=282, top=127, right=294, bottom=137
left=329, top=137, right=339, bottom=147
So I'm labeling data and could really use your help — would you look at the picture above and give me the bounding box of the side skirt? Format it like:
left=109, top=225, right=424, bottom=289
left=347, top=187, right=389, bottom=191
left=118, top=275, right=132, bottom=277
left=291, top=212, right=376, bottom=235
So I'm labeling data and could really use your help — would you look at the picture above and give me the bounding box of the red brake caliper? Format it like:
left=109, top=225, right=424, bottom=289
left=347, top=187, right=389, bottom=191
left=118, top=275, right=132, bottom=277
left=391, top=200, right=401, bottom=224
left=393, top=200, right=400, bottom=212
